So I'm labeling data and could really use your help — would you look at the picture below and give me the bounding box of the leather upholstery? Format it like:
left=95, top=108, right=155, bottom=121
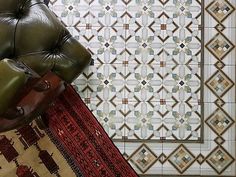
left=0, top=0, right=91, bottom=131
left=0, top=0, right=91, bottom=83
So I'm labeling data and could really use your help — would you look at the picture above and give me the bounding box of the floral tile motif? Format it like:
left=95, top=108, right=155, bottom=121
left=49, top=0, right=236, bottom=176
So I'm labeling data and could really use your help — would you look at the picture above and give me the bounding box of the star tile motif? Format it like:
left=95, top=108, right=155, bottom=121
left=206, top=146, right=234, bottom=174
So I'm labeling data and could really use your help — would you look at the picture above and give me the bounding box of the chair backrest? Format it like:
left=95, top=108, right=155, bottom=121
left=0, top=0, right=91, bottom=83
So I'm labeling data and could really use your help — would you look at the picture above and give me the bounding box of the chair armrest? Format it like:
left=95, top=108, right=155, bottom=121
left=0, top=59, right=28, bottom=114
left=0, top=71, right=65, bottom=132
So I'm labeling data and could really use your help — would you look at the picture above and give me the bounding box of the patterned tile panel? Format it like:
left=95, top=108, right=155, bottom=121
left=49, top=0, right=236, bottom=176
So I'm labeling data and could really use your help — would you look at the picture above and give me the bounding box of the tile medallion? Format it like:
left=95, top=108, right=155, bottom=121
left=129, top=144, right=158, bottom=173
left=206, top=145, right=234, bottom=174
left=49, top=0, right=236, bottom=176
left=168, top=144, right=195, bottom=174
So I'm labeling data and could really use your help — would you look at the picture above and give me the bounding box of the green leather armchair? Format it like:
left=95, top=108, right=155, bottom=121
left=0, top=0, right=91, bottom=132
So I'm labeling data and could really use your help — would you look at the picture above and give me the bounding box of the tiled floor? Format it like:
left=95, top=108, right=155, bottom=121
left=50, top=0, right=236, bottom=176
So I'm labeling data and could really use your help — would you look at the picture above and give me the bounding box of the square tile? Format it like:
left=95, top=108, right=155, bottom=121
left=161, top=101, right=202, bottom=141
left=88, top=0, right=127, bottom=27
left=82, top=26, right=126, bottom=65
left=126, top=0, right=163, bottom=27
left=164, top=0, right=202, bottom=29
left=123, top=101, right=163, bottom=141
left=86, top=63, right=126, bottom=101
left=85, top=98, right=126, bottom=140
left=49, top=0, right=90, bottom=27
left=124, top=63, right=163, bottom=103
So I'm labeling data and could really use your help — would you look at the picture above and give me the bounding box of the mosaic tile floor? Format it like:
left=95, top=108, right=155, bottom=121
left=50, top=0, right=236, bottom=176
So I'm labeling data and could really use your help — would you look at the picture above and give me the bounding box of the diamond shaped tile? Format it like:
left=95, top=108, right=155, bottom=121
left=214, top=136, right=225, bottom=145
left=206, top=146, right=234, bottom=174
left=206, top=33, right=234, bottom=60
left=206, top=0, right=235, bottom=23
left=206, top=109, right=234, bottom=135
left=168, top=144, right=195, bottom=173
left=129, top=144, right=158, bottom=173
left=206, top=70, right=234, bottom=97
left=196, top=154, right=205, bottom=165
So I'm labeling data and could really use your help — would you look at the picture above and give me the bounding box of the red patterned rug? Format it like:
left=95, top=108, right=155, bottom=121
left=45, top=86, right=138, bottom=177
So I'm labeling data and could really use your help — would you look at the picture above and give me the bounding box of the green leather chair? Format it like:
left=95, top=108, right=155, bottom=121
left=0, top=0, right=91, bottom=132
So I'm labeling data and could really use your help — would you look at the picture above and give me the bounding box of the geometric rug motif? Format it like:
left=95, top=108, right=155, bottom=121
left=0, top=122, right=78, bottom=177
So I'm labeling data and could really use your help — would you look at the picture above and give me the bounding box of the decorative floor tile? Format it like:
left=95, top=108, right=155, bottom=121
left=49, top=0, right=90, bottom=27
left=206, top=108, right=234, bottom=136
left=168, top=144, right=196, bottom=173
left=49, top=0, right=236, bottom=176
left=129, top=144, right=158, bottom=173
left=205, top=0, right=236, bottom=28
left=201, top=141, right=236, bottom=176
left=206, top=31, right=234, bottom=62
left=162, top=143, right=201, bottom=176
left=87, top=0, right=127, bottom=27
left=204, top=65, right=235, bottom=103
left=204, top=28, right=236, bottom=65
left=85, top=97, right=126, bottom=140
left=84, top=26, right=126, bottom=65
left=204, top=103, right=235, bottom=141
left=125, top=143, right=163, bottom=175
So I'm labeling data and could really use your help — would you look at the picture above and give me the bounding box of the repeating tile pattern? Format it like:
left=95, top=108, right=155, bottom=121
left=49, top=0, right=236, bottom=176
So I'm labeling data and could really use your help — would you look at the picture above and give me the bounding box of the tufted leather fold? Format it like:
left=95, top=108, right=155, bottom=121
left=0, top=0, right=91, bottom=82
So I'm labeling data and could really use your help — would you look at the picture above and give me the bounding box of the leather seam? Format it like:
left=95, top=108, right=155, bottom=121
left=29, top=2, right=45, bottom=8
